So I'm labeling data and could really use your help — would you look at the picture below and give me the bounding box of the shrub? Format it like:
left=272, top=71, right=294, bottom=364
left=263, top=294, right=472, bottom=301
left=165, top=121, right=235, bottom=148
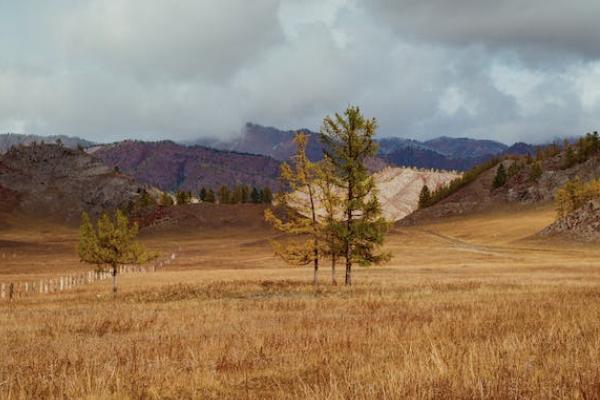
left=555, top=178, right=600, bottom=217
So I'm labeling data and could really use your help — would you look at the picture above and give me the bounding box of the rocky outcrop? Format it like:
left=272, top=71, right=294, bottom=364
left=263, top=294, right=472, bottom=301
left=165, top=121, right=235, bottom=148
left=540, top=200, right=600, bottom=241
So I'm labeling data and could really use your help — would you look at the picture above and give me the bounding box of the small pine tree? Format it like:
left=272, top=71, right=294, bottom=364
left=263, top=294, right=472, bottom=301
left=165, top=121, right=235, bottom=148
left=492, top=163, right=507, bottom=189
left=78, top=211, right=156, bottom=295
left=563, top=145, right=575, bottom=169
left=218, top=186, right=231, bottom=204
left=175, top=191, right=191, bottom=205
left=507, top=161, right=521, bottom=178
left=241, top=185, right=251, bottom=203
left=250, top=187, right=261, bottom=203
left=261, top=187, right=273, bottom=204
left=529, top=162, right=543, bottom=182
left=205, top=189, right=216, bottom=203
left=199, top=187, right=207, bottom=202
left=160, top=192, right=174, bottom=207
left=418, top=185, right=431, bottom=208
left=231, top=186, right=243, bottom=204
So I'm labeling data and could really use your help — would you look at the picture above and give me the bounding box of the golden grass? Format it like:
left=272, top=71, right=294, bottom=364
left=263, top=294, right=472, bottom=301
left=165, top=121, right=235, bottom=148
left=2, top=205, right=600, bottom=399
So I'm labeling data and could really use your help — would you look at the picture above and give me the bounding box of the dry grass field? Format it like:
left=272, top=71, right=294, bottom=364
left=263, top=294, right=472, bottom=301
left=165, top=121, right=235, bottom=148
left=2, top=204, right=600, bottom=399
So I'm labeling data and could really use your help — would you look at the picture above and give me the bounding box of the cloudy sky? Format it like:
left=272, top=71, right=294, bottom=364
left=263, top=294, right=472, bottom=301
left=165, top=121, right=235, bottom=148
left=1, top=0, right=599, bottom=143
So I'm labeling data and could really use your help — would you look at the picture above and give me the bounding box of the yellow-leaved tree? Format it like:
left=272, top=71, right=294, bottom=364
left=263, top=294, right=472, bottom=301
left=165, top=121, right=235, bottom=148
left=264, top=133, right=322, bottom=285
left=78, top=210, right=156, bottom=294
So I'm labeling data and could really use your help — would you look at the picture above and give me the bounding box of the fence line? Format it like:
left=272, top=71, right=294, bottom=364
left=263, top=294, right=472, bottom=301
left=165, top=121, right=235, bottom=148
left=0, top=252, right=177, bottom=302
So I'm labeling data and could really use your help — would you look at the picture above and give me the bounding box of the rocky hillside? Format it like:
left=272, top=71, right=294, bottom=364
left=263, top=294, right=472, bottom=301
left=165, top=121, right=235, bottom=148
left=0, top=143, right=156, bottom=221
left=401, top=139, right=600, bottom=224
left=89, top=140, right=282, bottom=193
left=0, top=133, right=94, bottom=154
left=540, top=199, right=600, bottom=241
left=375, top=167, right=460, bottom=221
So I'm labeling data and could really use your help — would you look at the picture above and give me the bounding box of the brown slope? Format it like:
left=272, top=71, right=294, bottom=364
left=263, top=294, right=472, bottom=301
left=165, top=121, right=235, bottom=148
left=89, top=140, right=282, bottom=193
left=0, top=143, right=156, bottom=222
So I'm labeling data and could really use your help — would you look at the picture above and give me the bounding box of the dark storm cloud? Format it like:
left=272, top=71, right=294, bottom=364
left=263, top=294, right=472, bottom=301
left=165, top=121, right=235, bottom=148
left=0, top=0, right=599, bottom=143
left=366, top=0, right=600, bottom=59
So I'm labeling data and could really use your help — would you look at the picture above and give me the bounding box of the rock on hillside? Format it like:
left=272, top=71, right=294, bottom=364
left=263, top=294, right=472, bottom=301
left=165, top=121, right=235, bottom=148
left=89, top=140, right=282, bottom=193
left=0, top=143, right=156, bottom=221
left=540, top=199, right=600, bottom=241
left=376, top=167, right=460, bottom=221
left=293, top=167, right=459, bottom=222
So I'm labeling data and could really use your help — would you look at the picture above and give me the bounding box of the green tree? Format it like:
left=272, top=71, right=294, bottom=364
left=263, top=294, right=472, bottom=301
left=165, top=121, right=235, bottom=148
left=492, top=163, right=507, bottom=189
left=175, top=191, right=192, bottom=205
left=160, top=192, right=174, bottom=207
left=218, top=186, right=231, bottom=204
left=265, top=133, right=322, bottom=285
left=529, top=162, right=543, bottom=182
left=205, top=189, right=216, bottom=203
left=507, top=161, right=521, bottom=178
left=231, top=186, right=243, bottom=204
left=261, top=187, right=273, bottom=204
left=250, top=187, right=261, bottom=203
left=199, top=187, right=207, bottom=202
left=418, top=184, right=431, bottom=208
left=320, top=105, right=390, bottom=286
left=241, top=185, right=251, bottom=203
left=77, top=211, right=156, bottom=295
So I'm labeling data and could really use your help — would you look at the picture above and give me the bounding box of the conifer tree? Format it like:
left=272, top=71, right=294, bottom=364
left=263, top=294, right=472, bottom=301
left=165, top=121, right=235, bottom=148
left=241, top=185, right=251, bottom=203
left=261, top=187, right=273, bottom=204
left=205, top=189, right=216, bottom=203
left=231, top=186, right=243, bottom=204
left=529, top=161, right=543, bottom=182
left=160, top=192, right=174, bottom=207
left=218, top=185, right=231, bottom=204
left=265, top=133, right=322, bottom=285
left=418, top=184, right=431, bottom=208
left=492, top=163, right=507, bottom=189
left=320, top=106, right=390, bottom=285
left=250, top=187, right=261, bottom=203
left=78, top=211, right=155, bottom=295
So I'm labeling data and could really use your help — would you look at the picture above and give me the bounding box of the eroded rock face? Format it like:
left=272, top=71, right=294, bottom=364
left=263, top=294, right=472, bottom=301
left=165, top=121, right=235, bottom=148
left=0, top=143, right=153, bottom=221
left=375, top=167, right=460, bottom=221
left=540, top=200, right=600, bottom=242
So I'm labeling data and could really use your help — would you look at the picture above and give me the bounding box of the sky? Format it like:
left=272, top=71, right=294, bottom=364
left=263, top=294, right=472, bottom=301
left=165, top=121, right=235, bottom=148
left=1, top=0, right=599, bottom=144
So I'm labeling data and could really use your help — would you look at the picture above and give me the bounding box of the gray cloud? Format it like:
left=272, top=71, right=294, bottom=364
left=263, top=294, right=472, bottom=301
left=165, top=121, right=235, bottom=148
left=0, top=0, right=599, bottom=144
left=366, top=0, right=600, bottom=59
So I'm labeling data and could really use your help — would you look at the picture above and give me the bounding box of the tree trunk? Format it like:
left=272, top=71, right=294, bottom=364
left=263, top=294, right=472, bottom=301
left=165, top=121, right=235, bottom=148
left=112, top=264, right=118, bottom=295
left=345, top=189, right=353, bottom=286
left=313, top=239, right=319, bottom=286
left=331, top=254, right=337, bottom=285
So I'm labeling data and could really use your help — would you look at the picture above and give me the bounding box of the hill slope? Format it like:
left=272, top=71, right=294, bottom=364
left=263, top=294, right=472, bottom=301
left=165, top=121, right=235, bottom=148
left=402, top=147, right=600, bottom=225
left=0, top=133, right=94, bottom=153
left=0, top=143, right=155, bottom=221
left=89, top=140, right=282, bottom=192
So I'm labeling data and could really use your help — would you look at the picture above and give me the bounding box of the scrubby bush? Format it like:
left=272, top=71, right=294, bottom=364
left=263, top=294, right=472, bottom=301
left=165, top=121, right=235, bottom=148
left=555, top=178, right=600, bottom=217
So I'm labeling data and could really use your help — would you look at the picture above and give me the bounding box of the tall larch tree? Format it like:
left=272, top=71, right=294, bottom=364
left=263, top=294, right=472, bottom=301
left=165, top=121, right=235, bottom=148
left=264, top=133, right=322, bottom=285
left=78, top=210, right=156, bottom=295
left=320, top=105, right=390, bottom=286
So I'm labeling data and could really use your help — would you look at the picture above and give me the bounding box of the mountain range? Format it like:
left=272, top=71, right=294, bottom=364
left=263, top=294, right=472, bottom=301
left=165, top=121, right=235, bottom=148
left=1, top=125, right=538, bottom=193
